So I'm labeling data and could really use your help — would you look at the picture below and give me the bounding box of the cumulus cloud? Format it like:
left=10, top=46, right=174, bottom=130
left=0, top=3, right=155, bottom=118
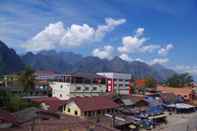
left=175, top=65, right=197, bottom=75
left=23, top=22, right=66, bottom=51
left=119, top=53, right=132, bottom=61
left=95, top=18, right=126, bottom=40
left=150, top=58, right=169, bottom=65
left=92, top=45, right=114, bottom=60
left=135, top=58, right=145, bottom=62
left=158, top=44, right=174, bottom=56
left=135, top=27, right=144, bottom=37
left=118, top=27, right=160, bottom=54
left=118, top=27, right=160, bottom=62
left=24, top=18, right=126, bottom=52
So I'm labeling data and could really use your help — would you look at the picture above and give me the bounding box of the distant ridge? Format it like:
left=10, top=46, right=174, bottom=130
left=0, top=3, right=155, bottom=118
left=21, top=50, right=176, bottom=81
left=0, top=40, right=24, bottom=75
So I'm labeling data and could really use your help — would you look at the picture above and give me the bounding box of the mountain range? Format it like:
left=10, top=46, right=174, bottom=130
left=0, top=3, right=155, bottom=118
left=21, top=50, right=176, bottom=81
left=0, top=40, right=24, bottom=75
left=0, top=40, right=176, bottom=81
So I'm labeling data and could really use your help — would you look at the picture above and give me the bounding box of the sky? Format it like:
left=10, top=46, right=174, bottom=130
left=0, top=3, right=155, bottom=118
left=0, top=0, right=197, bottom=77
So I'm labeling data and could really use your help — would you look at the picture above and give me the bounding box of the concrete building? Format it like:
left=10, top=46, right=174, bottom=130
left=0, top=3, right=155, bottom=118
left=50, top=73, right=107, bottom=100
left=97, top=72, right=132, bottom=95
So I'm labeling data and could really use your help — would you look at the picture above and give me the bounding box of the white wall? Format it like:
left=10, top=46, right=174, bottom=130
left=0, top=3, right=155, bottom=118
left=50, top=82, right=107, bottom=100
left=97, top=72, right=132, bottom=95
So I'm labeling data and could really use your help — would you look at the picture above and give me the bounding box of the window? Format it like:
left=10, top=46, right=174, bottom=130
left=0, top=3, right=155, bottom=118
left=67, top=108, right=70, bottom=112
left=119, top=84, right=123, bottom=87
left=74, top=110, right=78, bottom=115
left=119, top=79, right=123, bottom=82
left=93, top=87, right=97, bottom=91
left=76, top=86, right=81, bottom=91
left=84, top=87, right=89, bottom=91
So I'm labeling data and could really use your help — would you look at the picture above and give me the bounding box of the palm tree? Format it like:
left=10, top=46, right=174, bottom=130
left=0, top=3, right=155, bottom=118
left=18, top=66, right=35, bottom=94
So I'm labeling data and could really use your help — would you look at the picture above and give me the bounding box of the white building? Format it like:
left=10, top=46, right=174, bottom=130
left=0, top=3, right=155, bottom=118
left=97, top=72, right=132, bottom=95
left=50, top=73, right=107, bottom=100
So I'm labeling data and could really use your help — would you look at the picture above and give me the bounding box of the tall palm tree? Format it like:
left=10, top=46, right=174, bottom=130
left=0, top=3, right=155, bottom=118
left=18, top=66, right=35, bottom=93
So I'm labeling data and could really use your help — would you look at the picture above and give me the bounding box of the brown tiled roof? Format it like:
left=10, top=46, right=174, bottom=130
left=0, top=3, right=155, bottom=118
left=157, top=85, right=193, bottom=100
left=31, top=97, right=67, bottom=112
left=70, top=96, right=119, bottom=112
left=3, top=115, right=119, bottom=131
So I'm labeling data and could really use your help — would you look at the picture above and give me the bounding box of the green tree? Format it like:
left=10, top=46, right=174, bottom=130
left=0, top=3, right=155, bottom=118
left=18, top=66, right=35, bottom=93
left=144, top=76, right=157, bottom=89
left=166, top=73, right=193, bottom=87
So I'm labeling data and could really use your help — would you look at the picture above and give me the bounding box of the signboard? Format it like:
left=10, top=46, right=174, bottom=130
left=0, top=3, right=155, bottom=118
left=107, top=79, right=114, bottom=93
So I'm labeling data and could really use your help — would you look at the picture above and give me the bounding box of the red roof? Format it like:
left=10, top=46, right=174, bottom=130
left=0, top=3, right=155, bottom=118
left=0, top=109, right=17, bottom=124
left=69, top=96, right=119, bottom=112
left=31, top=97, right=67, bottom=112
left=135, top=80, right=145, bottom=88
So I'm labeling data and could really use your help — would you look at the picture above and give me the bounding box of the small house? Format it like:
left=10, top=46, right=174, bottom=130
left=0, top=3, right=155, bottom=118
left=62, top=96, right=119, bottom=117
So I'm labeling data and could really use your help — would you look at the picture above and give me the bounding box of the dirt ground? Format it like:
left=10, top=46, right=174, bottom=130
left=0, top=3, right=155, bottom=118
left=152, top=112, right=197, bottom=131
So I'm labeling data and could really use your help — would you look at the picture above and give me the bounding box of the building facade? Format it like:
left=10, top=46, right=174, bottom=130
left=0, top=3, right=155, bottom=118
left=50, top=73, right=107, bottom=100
left=62, top=96, right=119, bottom=118
left=97, top=72, right=132, bottom=95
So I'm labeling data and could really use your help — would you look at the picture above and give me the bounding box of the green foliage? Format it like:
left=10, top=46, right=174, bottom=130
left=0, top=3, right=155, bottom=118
left=17, top=66, right=35, bottom=93
left=166, top=73, right=193, bottom=87
left=144, top=76, right=157, bottom=89
left=0, top=91, right=38, bottom=112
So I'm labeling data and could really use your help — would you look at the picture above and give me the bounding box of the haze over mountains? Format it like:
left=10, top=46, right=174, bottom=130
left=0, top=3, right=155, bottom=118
left=0, top=40, right=176, bottom=81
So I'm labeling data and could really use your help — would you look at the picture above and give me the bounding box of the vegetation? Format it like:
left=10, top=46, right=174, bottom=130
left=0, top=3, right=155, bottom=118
left=0, top=91, right=37, bottom=112
left=17, top=66, right=35, bottom=93
left=144, top=76, right=157, bottom=89
left=165, top=73, right=193, bottom=87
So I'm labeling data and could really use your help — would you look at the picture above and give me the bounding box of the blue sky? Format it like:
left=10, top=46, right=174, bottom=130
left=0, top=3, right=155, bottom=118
left=0, top=0, right=197, bottom=76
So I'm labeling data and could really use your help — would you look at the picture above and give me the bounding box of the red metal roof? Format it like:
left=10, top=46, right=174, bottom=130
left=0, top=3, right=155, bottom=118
left=31, top=97, right=67, bottom=112
left=69, top=96, right=119, bottom=112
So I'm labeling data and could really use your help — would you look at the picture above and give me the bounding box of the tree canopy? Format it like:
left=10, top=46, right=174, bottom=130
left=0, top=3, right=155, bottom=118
left=144, top=76, right=157, bottom=89
left=17, top=66, right=35, bottom=93
left=165, top=73, right=193, bottom=87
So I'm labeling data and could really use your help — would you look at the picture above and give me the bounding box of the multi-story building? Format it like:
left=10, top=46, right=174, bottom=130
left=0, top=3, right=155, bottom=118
left=97, top=72, right=132, bottom=95
left=50, top=73, right=107, bottom=100
left=34, top=70, right=58, bottom=81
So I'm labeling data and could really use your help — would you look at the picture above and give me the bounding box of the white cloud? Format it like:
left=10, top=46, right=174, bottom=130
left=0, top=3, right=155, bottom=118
left=119, top=53, right=132, bottom=61
left=92, top=45, right=114, bottom=60
left=175, top=65, right=197, bottom=75
left=118, top=28, right=160, bottom=54
left=23, top=22, right=66, bottom=51
left=150, top=58, right=169, bottom=65
left=24, top=18, right=126, bottom=52
left=95, top=18, right=126, bottom=40
left=60, top=24, right=95, bottom=47
left=158, top=44, right=174, bottom=56
left=135, top=58, right=145, bottom=62
left=135, top=27, right=144, bottom=37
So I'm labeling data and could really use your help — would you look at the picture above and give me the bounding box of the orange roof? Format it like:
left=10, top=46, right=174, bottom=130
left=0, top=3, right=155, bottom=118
left=157, top=85, right=193, bottom=100
left=135, top=80, right=145, bottom=88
